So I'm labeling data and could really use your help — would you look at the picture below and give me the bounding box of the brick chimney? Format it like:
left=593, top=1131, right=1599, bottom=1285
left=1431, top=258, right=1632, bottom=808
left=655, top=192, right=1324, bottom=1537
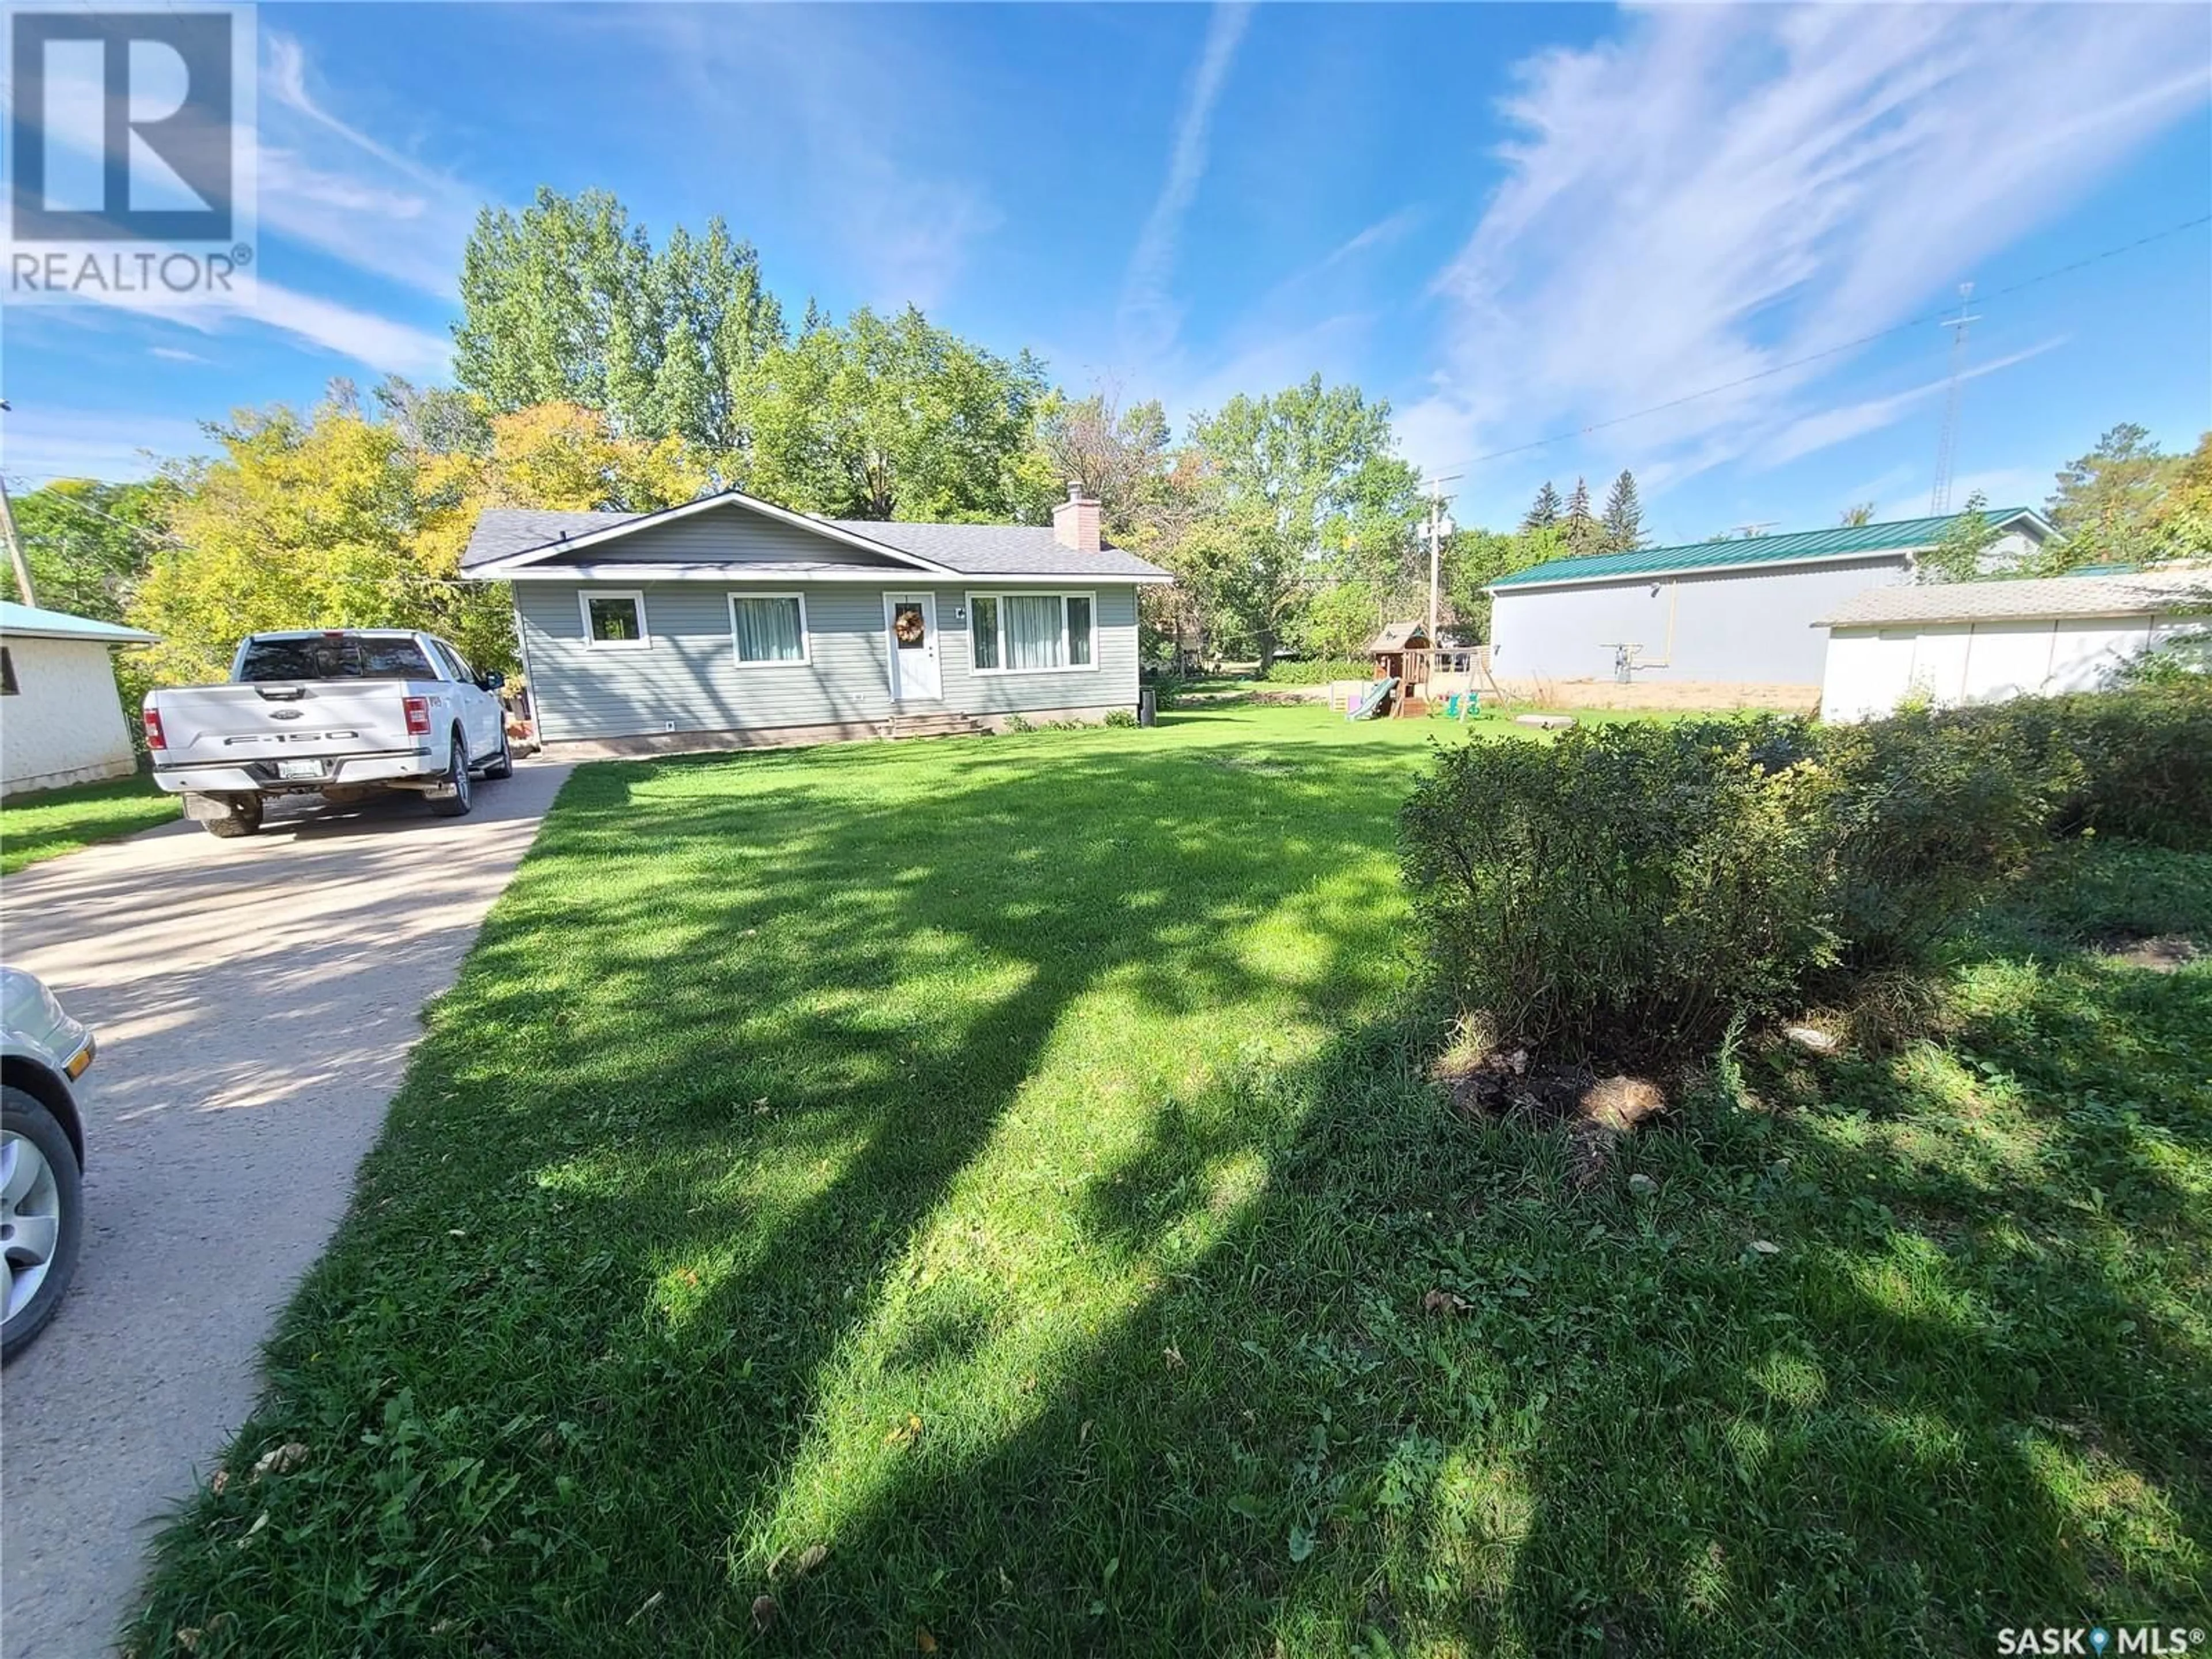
left=1051, top=482, right=1101, bottom=554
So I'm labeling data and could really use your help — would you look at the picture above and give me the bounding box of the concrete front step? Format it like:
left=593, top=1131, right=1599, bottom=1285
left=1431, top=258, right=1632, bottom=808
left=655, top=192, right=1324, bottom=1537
left=888, top=710, right=988, bottom=740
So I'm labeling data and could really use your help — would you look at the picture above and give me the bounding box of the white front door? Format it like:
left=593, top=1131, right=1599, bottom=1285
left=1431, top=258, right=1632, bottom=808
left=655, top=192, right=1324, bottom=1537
left=885, top=593, right=941, bottom=702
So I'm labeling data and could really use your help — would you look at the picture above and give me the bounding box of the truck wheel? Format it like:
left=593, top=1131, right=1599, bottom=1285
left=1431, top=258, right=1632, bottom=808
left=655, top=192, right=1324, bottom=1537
left=483, top=727, right=513, bottom=781
left=3, top=1084, right=85, bottom=1362
left=429, top=732, right=474, bottom=818
left=196, top=793, right=263, bottom=839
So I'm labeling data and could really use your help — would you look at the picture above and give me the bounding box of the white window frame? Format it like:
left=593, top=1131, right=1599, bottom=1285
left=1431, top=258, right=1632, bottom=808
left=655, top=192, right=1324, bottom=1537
left=578, top=588, right=650, bottom=651
left=965, top=589, right=1099, bottom=676
left=726, top=591, right=812, bottom=669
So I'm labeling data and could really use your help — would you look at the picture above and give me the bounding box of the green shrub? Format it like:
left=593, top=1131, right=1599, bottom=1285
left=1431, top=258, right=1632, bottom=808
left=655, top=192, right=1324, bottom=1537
left=1885, top=685, right=2211, bottom=850
left=1103, top=708, right=1138, bottom=728
left=1402, top=718, right=1838, bottom=1067
left=1253, top=657, right=1371, bottom=685
left=1812, top=710, right=2062, bottom=969
left=1004, top=714, right=1035, bottom=733
left=1399, top=686, right=2211, bottom=1068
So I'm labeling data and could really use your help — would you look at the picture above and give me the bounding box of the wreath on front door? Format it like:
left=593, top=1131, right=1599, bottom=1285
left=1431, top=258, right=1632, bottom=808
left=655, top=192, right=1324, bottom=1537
left=894, top=608, right=926, bottom=645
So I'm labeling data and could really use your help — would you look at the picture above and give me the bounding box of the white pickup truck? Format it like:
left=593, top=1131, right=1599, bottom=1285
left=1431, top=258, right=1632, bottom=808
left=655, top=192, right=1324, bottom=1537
left=143, top=629, right=513, bottom=838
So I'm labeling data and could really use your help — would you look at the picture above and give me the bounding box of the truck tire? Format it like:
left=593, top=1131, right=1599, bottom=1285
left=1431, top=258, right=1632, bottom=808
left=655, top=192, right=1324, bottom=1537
left=3, top=1084, right=85, bottom=1362
left=482, top=726, right=513, bottom=781
left=196, top=793, right=263, bottom=839
left=428, top=731, right=474, bottom=818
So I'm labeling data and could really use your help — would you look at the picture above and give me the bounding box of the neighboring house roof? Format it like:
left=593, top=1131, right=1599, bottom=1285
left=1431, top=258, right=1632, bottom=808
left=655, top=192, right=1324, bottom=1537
left=1487, top=507, right=2054, bottom=592
left=1369, top=621, right=1429, bottom=651
left=1813, top=569, right=2212, bottom=630
left=0, top=600, right=158, bottom=645
left=462, top=490, right=1171, bottom=582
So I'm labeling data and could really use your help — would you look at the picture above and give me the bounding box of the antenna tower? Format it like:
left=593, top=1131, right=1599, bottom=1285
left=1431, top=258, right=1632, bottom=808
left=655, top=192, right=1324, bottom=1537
left=1929, top=282, right=1980, bottom=515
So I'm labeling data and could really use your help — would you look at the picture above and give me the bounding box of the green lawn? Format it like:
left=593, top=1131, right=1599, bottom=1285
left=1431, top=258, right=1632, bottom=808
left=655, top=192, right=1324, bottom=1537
left=1, top=770, right=177, bottom=873
left=132, top=705, right=2211, bottom=1656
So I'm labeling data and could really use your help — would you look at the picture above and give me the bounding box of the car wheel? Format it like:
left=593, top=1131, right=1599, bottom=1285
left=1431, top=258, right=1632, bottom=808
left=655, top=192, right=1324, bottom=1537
left=2, top=1085, right=84, bottom=1363
left=198, top=793, right=263, bottom=839
left=483, top=726, right=514, bottom=781
left=429, top=731, right=474, bottom=817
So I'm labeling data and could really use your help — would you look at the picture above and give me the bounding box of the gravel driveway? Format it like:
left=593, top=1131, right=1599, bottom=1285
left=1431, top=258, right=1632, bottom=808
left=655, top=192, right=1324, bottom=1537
left=0, top=762, right=571, bottom=1658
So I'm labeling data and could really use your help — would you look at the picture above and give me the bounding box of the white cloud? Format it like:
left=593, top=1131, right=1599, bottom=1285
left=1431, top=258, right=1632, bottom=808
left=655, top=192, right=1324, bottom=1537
left=1761, top=338, right=2068, bottom=466
left=73, top=279, right=449, bottom=378
left=1117, top=2, right=1255, bottom=365
left=149, top=346, right=213, bottom=364
left=2, top=409, right=211, bottom=486
left=255, top=33, right=485, bottom=298
left=1404, top=5, right=2210, bottom=480
left=611, top=9, right=1003, bottom=312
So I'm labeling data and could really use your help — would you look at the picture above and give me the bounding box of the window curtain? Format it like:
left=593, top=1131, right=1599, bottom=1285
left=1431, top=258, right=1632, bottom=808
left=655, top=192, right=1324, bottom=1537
left=733, top=597, right=804, bottom=662
left=1006, top=595, right=1064, bottom=670
left=1066, top=596, right=1093, bottom=666
left=971, top=596, right=1000, bottom=669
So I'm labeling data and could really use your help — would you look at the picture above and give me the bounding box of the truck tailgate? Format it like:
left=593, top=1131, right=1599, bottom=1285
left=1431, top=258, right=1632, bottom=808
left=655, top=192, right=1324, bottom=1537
left=153, top=682, right=418, bottom=766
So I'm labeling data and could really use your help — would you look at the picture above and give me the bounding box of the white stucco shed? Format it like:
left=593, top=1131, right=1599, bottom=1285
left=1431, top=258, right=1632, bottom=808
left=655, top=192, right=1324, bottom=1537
left=0, top=601, right=159, bottom=797
left=1812, top=569, right=2211, bottom=722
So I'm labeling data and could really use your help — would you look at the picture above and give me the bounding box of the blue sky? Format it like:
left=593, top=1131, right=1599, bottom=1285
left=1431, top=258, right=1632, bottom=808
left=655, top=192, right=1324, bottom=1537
left=5, top=2, right=2210, bottom=544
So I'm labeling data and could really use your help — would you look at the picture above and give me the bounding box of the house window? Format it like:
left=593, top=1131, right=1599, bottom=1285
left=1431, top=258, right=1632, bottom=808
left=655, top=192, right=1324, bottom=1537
left=970, top=596, right=999, bottom=670
left=0, top=647, right=16, bottom=694
left=729, top=594, right=809, bottom=665
left=579, top=590, right=649, bottom=649
left=967, top=592, right=1097, bottom=674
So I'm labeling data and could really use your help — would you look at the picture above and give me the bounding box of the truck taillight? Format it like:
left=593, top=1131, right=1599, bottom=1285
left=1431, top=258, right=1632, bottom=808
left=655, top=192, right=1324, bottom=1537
left=142, top=706, right=166, bottom=750
left=403, top=695, right=431, bottom=736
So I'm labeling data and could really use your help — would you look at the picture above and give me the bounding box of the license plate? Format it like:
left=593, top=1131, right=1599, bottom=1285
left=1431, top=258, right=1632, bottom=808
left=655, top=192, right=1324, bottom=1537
left=276, top=759, right=324, bottom=780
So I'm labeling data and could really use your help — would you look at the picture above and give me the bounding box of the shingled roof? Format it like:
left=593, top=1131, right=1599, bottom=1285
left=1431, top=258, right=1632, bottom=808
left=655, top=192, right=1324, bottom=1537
left=462, top=493, right=1169, bottom=581
left=1814, top=568, right=2212, bottom=630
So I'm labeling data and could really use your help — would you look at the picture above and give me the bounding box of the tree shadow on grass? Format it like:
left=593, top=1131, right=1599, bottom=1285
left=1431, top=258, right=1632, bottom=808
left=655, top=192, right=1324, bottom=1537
left=732, top=952, right=2211, bottom=1657
left=126, top=730, right=1422, bottom=1654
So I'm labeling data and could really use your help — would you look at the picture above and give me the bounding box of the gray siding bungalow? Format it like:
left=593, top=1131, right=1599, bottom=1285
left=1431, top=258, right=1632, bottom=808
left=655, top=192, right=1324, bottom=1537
left=1486, top=507, right=2057, bottom=694
left=463, top=488, right=1171, bottom=754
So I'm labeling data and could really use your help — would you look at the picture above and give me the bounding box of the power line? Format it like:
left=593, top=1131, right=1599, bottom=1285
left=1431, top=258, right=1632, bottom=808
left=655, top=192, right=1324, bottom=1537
left=1, top=476, right=179, bottom=550
left=1425, top=213, right=2212, bottom=479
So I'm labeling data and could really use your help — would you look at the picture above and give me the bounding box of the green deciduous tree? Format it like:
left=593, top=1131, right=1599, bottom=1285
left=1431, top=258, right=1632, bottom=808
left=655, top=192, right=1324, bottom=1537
left=452, top=189, right=783, bottom=460
left=1032, top=390, right=1171, bottom=536
left=1178, top=376, right=1422, bottom=666
left=126, top=397, right=712, bottom=694
left=12, top=478, right=176, bottom=623
left=1916, top=491, right=1996, bottom=584
left=1444, top=525, right=1570, bottom=642
left=740, top=305, right=1048, bottom=522
left=1840, top=502, right=1876, bottom=527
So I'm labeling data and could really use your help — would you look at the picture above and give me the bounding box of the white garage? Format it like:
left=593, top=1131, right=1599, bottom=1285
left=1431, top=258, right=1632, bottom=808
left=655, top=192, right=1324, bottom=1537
left=0, top=601, right=158, bottom=797
left=1813, top=569, right=2211, bottom=722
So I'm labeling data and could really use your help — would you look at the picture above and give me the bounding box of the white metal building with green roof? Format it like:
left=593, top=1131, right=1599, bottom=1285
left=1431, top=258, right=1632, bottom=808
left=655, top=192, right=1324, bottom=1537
left=1484, top=508, right=2057, bottom=694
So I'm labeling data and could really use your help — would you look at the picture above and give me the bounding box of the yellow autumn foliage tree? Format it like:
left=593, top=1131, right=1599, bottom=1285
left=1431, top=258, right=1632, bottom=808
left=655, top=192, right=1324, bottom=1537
left=126, top=397, right=712, bottom=696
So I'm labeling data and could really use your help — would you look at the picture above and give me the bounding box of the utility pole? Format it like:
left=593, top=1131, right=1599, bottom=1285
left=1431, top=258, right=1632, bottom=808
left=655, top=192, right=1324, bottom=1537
left=0, top=399, right=29, bottom=605
left=1422, top=472, right=1460, bottom=644
left=1929, top=282, right=1980, bottom=516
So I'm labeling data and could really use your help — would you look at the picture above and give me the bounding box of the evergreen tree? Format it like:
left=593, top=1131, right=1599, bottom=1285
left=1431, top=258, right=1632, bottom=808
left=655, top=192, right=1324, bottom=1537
left=1600, top=469, right=1645, bottom=552
left=1563, top=476, right=1602, bottom=556
left=1521, top=480, right=1562, bottom=531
